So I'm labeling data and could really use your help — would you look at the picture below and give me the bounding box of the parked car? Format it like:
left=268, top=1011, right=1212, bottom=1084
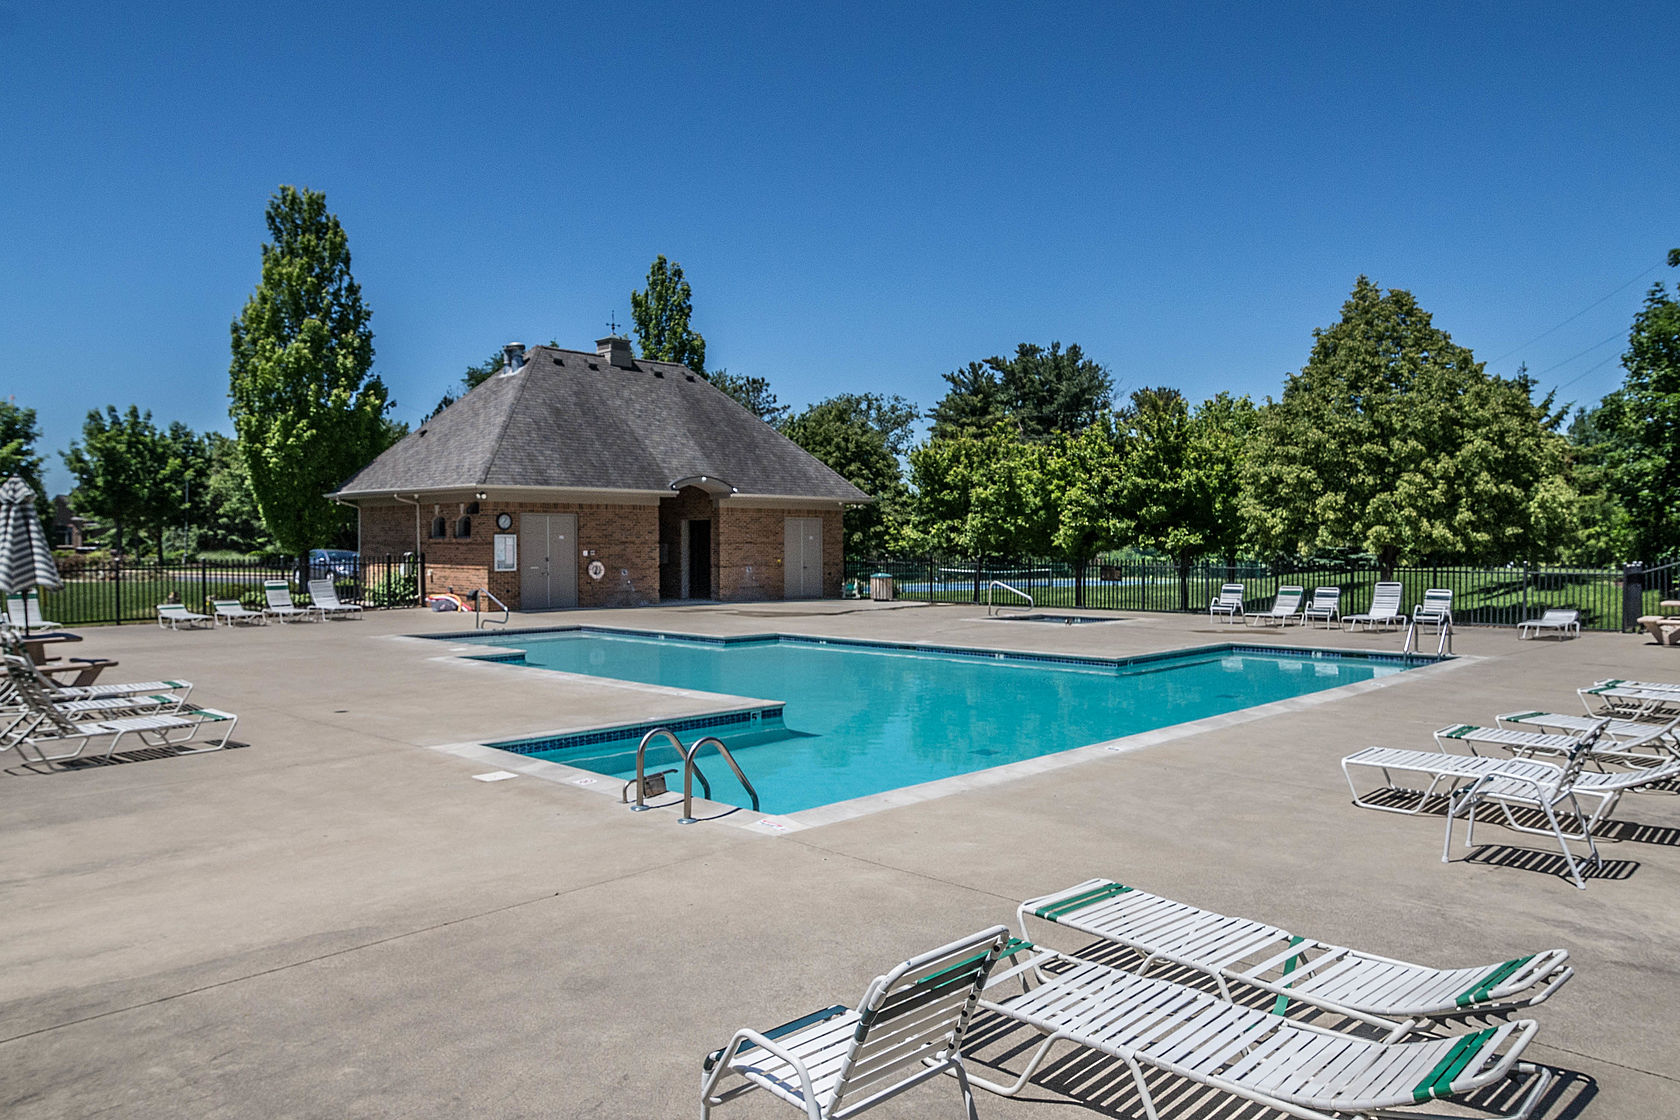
left=307, top=549, right=360, bottom=579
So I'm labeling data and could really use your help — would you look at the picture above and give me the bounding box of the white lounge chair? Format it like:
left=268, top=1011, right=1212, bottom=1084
left=210, top=598, right=266, bottom=626
left=1436, top=715, right=1679, bottom=769
left=1346, top=737, right=1680, bottom=888
left=307, top=578, right=362, bottom=619
left=1518, top=608, right=1579, bottom=640
left=1249, top=585, right=1304, bottom=627
left=1499, top=708, right=1668, bottom=743
left=1301, top=585, right=1341, bottom=628
left=1344, top=581, right=1405, bottom=630
left=263, top=580, right=321, bottom=623
left=1017, top=879, right=1570, bottom=1037
left=4, top=592, right=59, bottom=632
left=701, top=925, right=1009, bottom=1120
left=1207, top=583, right=1244, bottom=623
left=971, top=945, right=1551, bottom=1119
left=1579, top=680, right=1680, bottom=721
left=156, top=603, right=212, bottom=630
left=2, top=655, right=236, bottom=772
left=1412, top=587, right=1454, bottom=632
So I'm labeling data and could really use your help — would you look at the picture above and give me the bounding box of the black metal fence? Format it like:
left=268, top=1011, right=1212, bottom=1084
left=847, top=554, right=1680, bottom=632
left=37, top=553, right=425, bottom=627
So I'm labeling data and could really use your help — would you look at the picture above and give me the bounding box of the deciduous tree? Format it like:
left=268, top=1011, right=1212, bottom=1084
left=229, top=186, right=392, bottom=554
left=1243, top=277, right=1564, bottom=577
left=62, top=405, right=170, bottom=556
left=782, top=395, right=915, bottom=556
left=1043, top=419, right=1126, bottom=607
left=630, top=255, right=706, bottom=375
left=906, top=426, right=1049, bottom=599
left=0, top=399, right=46, bottom=514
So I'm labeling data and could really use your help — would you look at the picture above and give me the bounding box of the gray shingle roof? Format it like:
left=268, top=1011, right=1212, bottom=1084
left=334, top=346, right=871, bottom=503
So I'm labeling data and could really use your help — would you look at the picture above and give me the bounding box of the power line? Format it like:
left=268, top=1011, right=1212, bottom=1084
left=1531, top=331, right=1623, bottom=378
left=1487, top=261, right=1662, bottom=365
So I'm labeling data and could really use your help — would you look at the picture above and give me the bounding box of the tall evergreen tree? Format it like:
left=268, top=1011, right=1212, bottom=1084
left=630, top=255, right=706, bottom=375
left=989, top=341, right=1113, bottom=440
left=228, top=186, right=391, bottom=553
left=710, top=370, right=789, bottom=426
left=927, top=362, right=1008, bottom=440
left=428, top=350, right=503, bottom=419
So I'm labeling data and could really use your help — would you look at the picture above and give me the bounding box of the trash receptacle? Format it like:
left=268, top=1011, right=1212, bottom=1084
left=870, top=572, right=894, bottom=601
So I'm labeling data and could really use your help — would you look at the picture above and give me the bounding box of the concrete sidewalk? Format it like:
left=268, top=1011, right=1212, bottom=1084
left=3, top=603, right=1676, bottom=1117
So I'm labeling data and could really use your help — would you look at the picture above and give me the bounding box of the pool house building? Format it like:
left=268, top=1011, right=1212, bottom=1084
left=332, top=339, right=868, bottom=609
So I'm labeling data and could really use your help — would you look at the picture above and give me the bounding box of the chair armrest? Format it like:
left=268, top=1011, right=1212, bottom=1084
left=702, top=1005, right=849, bottom=1072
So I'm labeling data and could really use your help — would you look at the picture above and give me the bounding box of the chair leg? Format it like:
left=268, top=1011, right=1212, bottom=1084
left=950, top=1061, right=980, bottom=1120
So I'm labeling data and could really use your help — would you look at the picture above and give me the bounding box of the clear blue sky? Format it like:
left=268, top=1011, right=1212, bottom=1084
left=4, top=2, right=1674, bottom=495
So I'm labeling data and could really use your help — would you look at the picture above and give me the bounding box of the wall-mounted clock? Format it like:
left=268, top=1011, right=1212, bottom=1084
left=495, top=513, right=513, bottom=530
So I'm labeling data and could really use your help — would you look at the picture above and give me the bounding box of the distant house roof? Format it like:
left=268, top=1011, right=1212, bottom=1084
left=333, top=344, right=870, bottom=504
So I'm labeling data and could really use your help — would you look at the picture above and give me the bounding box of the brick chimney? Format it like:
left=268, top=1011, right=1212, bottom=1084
left=596, top=336, right=635, bottom=369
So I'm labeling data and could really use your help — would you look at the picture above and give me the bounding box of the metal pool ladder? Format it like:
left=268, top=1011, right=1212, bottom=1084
left=1403, top=613, right=1453, bottom=656
left=987, top=579, right=1034, bottom=617
left=628, top=727, right=760, bottom=822
left=473, top=588, right=509, bottom=628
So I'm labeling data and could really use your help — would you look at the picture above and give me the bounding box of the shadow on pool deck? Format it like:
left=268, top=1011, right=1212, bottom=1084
left=2, top=603, right=1678, bottom=1117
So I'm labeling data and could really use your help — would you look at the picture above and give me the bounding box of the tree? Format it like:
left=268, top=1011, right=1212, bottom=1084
left=428, top=350, right=502, bottom=419
left=1596, top=250, right=1680, bottom=559
left=710, top=370, right=789, bottom=426
left=630, top=255, right=706, bottom=375
left=159, top=422, right=211, bottom=558
left=0, top=398, right=46, bottom=514
left=229, top=185, right=392, bottom=554
left=1042, top=419, right=1126, bottom=607
left=62, top=405, right=170, bottom=556
left=927, top=362, right=1008, bottom=440
left=1242, top=277, right=1566, bottom=577
left=1114, top=389, right=1248, bottom=608
left=199, top=432, right=273, bottom=554
left=782, top=395, right=915, bottom=556
left=988, top=341, right=1113, bottom=440
left=906, top=426, right=1050, bottom=599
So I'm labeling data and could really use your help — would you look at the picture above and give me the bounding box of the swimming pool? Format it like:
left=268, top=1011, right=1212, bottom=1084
left=468, top=629, right=1430, bottom=815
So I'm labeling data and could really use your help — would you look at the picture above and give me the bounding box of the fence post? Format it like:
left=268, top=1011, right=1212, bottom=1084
left=114, top=556, right=123, bottom=625
left=1623, top=562, right=1644, bottom=632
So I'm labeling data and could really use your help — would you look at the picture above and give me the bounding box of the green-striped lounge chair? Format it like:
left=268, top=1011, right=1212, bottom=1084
left=262, top=581, right=320, bottom=623
left=1018, top=879, right=1571, bottom=1037
left=306, top=579, right=362, bottom=619
left=1208, top=583, right=1245, bottom=623
left=2, top=655, right=236, bottom=772
left=1249, top=585, right=1305, bottom=627
left=1435, top=715, right=1678, bottom=768
left=1498, top=708, right=1668, bottom=743
left=1579, top=680, right=1680, bottom=721
left=701, top=925, right=1009, bottom=1120
left=971, top=942, right=1552, bottom=1120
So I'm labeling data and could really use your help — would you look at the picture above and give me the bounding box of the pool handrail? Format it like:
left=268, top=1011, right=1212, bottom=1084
left=678, top=735, right=760, bottom=823
left=1404, top=613, right=1454, bottom=657
left=630, top=726, right=714, bottom=811
left=474, top=588, right=509, bottom=628
left=988, top=580, right=1034, bottom=617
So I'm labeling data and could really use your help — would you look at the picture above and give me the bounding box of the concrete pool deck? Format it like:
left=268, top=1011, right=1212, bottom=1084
left=4, top=602, right=1677, bottom=1117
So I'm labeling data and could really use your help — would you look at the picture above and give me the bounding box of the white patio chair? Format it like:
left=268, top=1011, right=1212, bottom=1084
left=1498, top=708, right=1670, bottom=742
left=1436, top=715, right=1679, bottom=769
left=156, top=603, right=213, bottom=630
left=210, top=598, right=266, bottom=626
left=1579, top=680, right=1680, bottom=721
left=307, top=578, right=363, bottom=619
left=1301, top=585, right=1341, bottom=628
left=4, top=592, right=59, bottom=632
left=1017, top=879, right=1570, bottom=1037
left=263, top=580, right=321, bottom=623
left=701, top=925, right=1009, bottom=1120
left=1344, top=581, right=1405, bottom=630
left=971, top=945, right=1551, bottom=1120
left=1412, top=587, right=1454, bottom=632
left=1517, top=608, right=1579, bottom=640
left=1248, top=585, right=1304, bottom=627
left=1207, top=583, right=1244, bottom=623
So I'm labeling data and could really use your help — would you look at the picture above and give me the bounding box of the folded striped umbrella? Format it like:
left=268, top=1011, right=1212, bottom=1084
left=0, top=477, right=61, bottom=634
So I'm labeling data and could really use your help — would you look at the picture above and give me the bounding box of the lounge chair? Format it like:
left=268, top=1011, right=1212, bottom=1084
left=1412, top=587, right=1454, bottom=632
left=1499, top=708, right=1669, bottom=742
left=1344, top=581, right=1405, bottom=630
left=2, top=655, right=235, bottom=771
left=307, top=578, right=362, bottom=619
left=156, top=603, right=212, bottom=630
left=1346, top=736, right=1680, bottom=888
left=0, top=634, right=191, bottom=709
left=1518, top=608, right=1579, bottom=640
left=1248, top=585, right=1304, bottom=627
left=210, top=598, right=266, bottom=626
left=4, top=592, right=59, bottom=632
left=1207, top=583, right=1244, bottom=623
left=263, top=580, right=321, bottom=623
left=1301, top=585, right=1341, bottom=628
left=1579, top=680, right=1680, bottom=721
left=970, top=944, right=1552, bottom=1120
left=1017, top=879, right=1570, bottom=1037
left=700, top=925, right=1009, bottom=1120
left=1435, top=715, right=1679, bottom=769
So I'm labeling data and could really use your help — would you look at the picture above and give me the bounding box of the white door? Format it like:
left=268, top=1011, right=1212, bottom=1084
left=519, top=514, right=578, bottom=609
left=783, top=517, right=823, bottom=598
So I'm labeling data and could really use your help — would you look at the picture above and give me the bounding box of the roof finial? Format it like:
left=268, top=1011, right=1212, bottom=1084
left=606, top=313, right=622, bottom=336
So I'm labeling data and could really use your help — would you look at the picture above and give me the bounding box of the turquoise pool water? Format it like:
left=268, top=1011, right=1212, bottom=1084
left=473, top=630, right=1424, bottom=814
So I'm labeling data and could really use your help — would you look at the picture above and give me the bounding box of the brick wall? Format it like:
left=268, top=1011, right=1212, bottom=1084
left=717, top=505, right=844, bottom=599
left=658, top=487, right=718, bottom=599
